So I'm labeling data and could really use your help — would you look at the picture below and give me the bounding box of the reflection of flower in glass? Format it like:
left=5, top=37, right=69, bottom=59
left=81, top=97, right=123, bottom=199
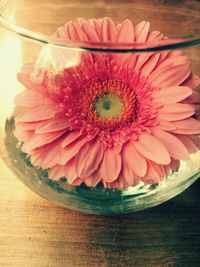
left=14, top=18, right=200, bottom=190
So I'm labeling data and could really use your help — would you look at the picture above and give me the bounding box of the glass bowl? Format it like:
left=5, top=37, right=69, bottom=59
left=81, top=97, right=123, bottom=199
left=0, top=0, right=200, bottom=215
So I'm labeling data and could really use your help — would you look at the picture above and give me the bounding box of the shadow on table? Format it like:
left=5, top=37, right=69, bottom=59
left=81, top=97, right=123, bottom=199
left=23, top=179, right=200, bottom=267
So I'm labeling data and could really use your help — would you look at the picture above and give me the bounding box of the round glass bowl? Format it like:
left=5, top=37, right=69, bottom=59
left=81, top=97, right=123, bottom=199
left=0, top=0, right=200, bottom=215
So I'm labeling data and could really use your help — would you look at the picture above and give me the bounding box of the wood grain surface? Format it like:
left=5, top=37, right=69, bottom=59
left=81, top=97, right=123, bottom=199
left=0, top=158, right=200, bottom=267
left=1, top=1, right=200, bottom=266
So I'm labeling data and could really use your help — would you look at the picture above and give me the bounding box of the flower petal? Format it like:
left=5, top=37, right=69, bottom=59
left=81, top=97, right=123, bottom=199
left=182, top=74, right=200, bottom=89
left=152, top=129, right=189, bottom=160
left=49, top=160, right=78, bottom=184
left=158, top=103, right=194, bottom=121
left=84, top=172, right=102, bottom=187
left=171, top=118, right=200, bottom=134
left=184, top=91, right=200, bottom=104
left=117, top=19, right=134, bottom=43
left=157, top=120, right=177, bottom=131
left=122, top=141, right=147, bottom=177
left=14, top=90, right=54, bottom=107
left=140, top=53, right=160, bottom=77
left=66, top=20, right=81, bottom=40
left=153, top=86, right=192, bottom=104
left=22, top=130, right=65, bottom=152
left=48, top=164, right=64, bottom=180
left=132, top=133, right=171, bottom=165
left=134, top=21, right=150, bottom=43
left=65, top=158, right=78, bottom=183
left=143, top=160, right=165, bottom=184
left=71, top=178, right=84, bottom=186
left=147, top=31, right=164, bottom=42
left=82, top=21, right=100, bottom=42
left=99, top=148, right=122, bottom=182
left=14, top=129, right=34, bottom=142
left=17, top=64, right=45, bottom=91
left=75, top=140, right=104, bottom=177
left=89, top=19, right=102, bottom=39
left=59, top=135, right=90, bottom=165
left=36, top=116, right=69, bottom=134
left=62, top=130, right=82, bottom=147
left=149, top=64, right=191, bottom=87
left=16, top=105, right=59, bottom=122
left=170, top=158, right=180, bottom=171
left=174, top=134, right=197, bottom=154
left=101, top=17, right=117, bottom=42
left=15, top=121, right=46, bottom=131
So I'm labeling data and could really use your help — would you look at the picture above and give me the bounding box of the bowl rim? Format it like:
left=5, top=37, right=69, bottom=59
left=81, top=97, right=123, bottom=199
left=0, top=1, right=200, bottom=53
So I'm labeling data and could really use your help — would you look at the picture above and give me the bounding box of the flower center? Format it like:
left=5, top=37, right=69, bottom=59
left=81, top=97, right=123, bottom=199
left=80, top=79, right=139, bottom=130
left=94, top=93, right=124, bottom=119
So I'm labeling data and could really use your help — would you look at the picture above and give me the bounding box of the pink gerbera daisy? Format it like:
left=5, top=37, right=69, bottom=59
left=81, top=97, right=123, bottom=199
left=14, top=18, right=200, bottom=190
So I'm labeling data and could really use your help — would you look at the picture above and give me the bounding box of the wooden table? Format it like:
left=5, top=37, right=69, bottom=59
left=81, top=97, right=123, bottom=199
left=0, top=158, right=200, bottom=267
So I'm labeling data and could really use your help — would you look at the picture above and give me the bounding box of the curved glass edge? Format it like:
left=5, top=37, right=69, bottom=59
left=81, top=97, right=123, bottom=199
left=1, top=119, right=200, bottom=215
left=0, top=16, right=200, bottom=53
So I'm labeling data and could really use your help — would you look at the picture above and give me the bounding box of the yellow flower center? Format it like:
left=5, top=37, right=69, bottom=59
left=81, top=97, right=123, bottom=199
left=94, top=93, right=124, bottom=119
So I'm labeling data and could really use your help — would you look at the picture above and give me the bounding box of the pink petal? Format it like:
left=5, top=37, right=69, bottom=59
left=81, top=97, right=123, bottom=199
left=153, top=86, right=192, bottom=104
left=101, top=17, right=117, bottom=42
left=48, top=165, right=64, bottom=180
left=82, top=21, right=100, bottom=42
left=106, top=174, right=132, bottom=190
left=89, top=19, right=102, bottom=38
left=36, top=116, right=69, bottom=134
left=38, top=141, right=63, bottom=169
left=55, top=25, right=70, bottom=39
left=184, top=91, right=200, bottom=104
left=174, top=134, right=197, bottom=153
left=14, top=90, right=54, bottom=107
left=70, top=20, right=88, bottom=41
left=182, top=74, right=200, bottom=89
left=99, top=148, right=122, bottom=182
left=66, top=21, right=80, bottom=40
left=170, top=158, right=180, bottom=171
left=16, top=105, right=59, bottom=122
left=65, top=158, right=77, bottom=183
left=149, top=64, right=191, bottom=87
left=62, top=130, right=81, bottom=147
left=122, top=141, right=147, bottom=177
left=132, top=133, right=170, bottom=165
left=122, top=162, right=141, bottom=186
left=121, top=163, right=134, bottom=185
left=71, top=178, right=84, bottom=186
left=140, top=53, right=160, bottom=77
left=75, top=139, right=104, bottom=177
left=157, top=120, right=177, bottom=131
left=189, top=135, right=200, bottom=150
left=134, top=52, right=154, bottom=71
left=59, top=135, right=90, bottom=165
left=153, top=51, right=188, bottom=71
left=143, top=161, right=165, bottom=184
left=15, top=121, right=46, bottom=131
left=147, top=31, right=164, bottom=42
left=117, top=19, right=134, bottom=43
left=158, top=103, right=194, bottom=121
left=152, top=129, right=189, bottom=160
left=84, top=173, right=102, bottom=187
left=14, top=129, right=34, bottom=142
left=22, top=130, right=65, bottom=152
left=17, top=66, right=45, bottom=91
left=171, top=118, right=200, bottom=134
left=134, top=21, right=150, bottom=43
left=49, top=158, right=77, bottom=183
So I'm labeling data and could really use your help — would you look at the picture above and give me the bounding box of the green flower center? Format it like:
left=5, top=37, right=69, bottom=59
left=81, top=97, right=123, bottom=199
left=94, top=93, right=124, bottom=119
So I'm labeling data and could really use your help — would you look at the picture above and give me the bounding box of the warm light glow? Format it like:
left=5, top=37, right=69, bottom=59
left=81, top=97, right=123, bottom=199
left=0, top=21, right=22, bottom=126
